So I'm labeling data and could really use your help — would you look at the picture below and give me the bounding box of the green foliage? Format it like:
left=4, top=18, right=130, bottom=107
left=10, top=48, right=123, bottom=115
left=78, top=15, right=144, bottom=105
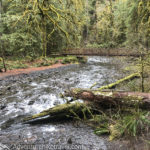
left=61, top=56, right=87, bottom=64
left=88, top=0, right=150, bottom=49
left=9, top=62, right=28, bottom=69
left=122, top=111, right=150, bottom=136
left=92, top=115, right=110, bottom=135
left=0, top=56, right=87, bottom=70
left=0, top=0, right=149, bottom=59
left=109, top=110, right=150, bottom=140
left=0, top=0, right=86, bottom=58
left=61, top=56, right=78, bottom=64
left=89, top=109, right=150, bottom=140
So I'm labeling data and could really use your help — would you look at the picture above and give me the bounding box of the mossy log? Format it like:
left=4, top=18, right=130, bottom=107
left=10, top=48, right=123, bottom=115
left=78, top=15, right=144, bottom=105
left=65, top=88, right=150, bottom=109
left=24, top=90, right=150, bottom=124
left=23, top=102, right=91, bottom=124
left=98, top=73, right=140, bottom=90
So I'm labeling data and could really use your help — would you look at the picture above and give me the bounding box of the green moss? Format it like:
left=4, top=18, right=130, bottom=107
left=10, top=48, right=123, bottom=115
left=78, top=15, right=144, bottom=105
left=93, top=90, right=113, bottom=96
left=124, top=65, right=139, bottom=72
left=9, top=62, right=28, bottom=69
left=72, top=88, right=83, bottom=94
left=98, top=73, right=140, bottom=91
left=0, top=56, right=87, bottom=71
left=109, top=124, right=123, bottom=140
left=24, top=102, right=87, bottom=122
left=61, top=56, right=78, bottom=64
left=90, top=109, right=150, bottom=140
left=61, top=56, right=87, bottom=64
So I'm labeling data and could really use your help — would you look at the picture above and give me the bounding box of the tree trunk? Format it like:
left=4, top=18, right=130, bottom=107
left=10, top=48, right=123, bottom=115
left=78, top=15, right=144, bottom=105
left=140, top=54, right=144, bottom=92
left=0, top=0, right=6, bottom=72
left=65, top=89, right=150, bottom=109
left=2, top=54, right=7, bottom=72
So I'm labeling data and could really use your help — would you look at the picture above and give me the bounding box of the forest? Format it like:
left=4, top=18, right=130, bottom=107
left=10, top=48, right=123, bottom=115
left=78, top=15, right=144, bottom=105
left=0, top=0, right=150, bottom=150
left=0, top=0, right=149, bottom=58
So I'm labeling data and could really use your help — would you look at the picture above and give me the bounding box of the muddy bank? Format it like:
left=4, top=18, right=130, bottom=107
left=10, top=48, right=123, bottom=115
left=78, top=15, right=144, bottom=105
left=0, top=63, right=68, bottom=80
left=0, top=64, right=75, bottom=84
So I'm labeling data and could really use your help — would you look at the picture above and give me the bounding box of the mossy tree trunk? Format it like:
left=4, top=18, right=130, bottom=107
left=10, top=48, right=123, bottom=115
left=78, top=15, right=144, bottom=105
left=41, top=18, right=47, bottom=58
left=65, top=89, right=150, bottom=109
left=0, top=0, right=6, bottom=72
left=23, top=102, right=92, bottom=124
left=2, top=51, right=7, bottom=72
left=140, top=53, right=145, bottom=92
left=98, top=73, right=140, bottom=90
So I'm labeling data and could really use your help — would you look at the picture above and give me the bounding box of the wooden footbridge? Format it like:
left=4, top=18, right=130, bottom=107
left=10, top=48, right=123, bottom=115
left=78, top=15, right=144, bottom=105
left=60, top=48, right=140, bottom=57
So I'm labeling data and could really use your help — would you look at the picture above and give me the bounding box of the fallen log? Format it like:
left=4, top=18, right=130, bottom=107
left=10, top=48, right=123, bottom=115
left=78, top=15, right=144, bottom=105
left=98, top=73, right=140, bottom=90
left=24, top=89, right=150, bottom=124
left=65, top=88, right=150, bottom=109
left=23, top=73, right=145, bottom=124
left=23, top=102, right=91, bottom=124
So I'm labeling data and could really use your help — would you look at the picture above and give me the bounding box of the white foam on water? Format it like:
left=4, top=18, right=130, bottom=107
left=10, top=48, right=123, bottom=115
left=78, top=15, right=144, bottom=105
left=41, top=126, right=57, bottom=132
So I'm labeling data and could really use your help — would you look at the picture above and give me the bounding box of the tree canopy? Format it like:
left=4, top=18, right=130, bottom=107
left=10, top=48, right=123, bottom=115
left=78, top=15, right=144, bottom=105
left=86, top=0, right=150, bottom=49
left=0, top=0, right=86, bottom=57
left=0, top=0, right=150, bottom=58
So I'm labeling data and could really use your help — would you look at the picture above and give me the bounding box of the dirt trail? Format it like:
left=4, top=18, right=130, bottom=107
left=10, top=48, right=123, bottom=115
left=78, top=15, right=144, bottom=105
left=0, top=63, right=67, bottom=79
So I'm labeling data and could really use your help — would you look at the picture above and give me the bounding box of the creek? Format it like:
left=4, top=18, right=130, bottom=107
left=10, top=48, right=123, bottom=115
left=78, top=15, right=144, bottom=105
left=0, top=56, right=127, bottom=150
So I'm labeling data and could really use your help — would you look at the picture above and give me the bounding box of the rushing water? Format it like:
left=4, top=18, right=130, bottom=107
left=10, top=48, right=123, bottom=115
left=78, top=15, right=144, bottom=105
left=0, top=56, right=126, bottom=150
